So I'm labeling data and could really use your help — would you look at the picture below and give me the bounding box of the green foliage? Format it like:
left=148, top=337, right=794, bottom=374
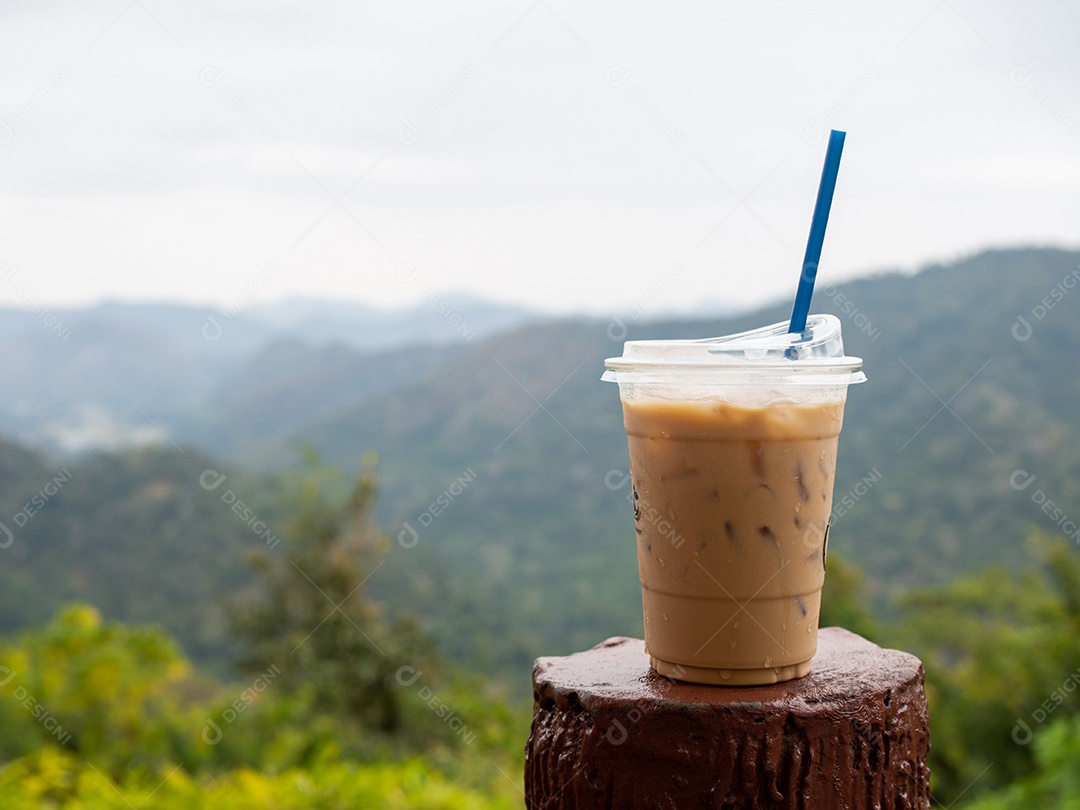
left=0, top=601, right=527, bottom=806
left=0, top=443, right=273, bottom=668
left=3, top=471, right=1080, bottom=807
left=959, top=715, right=1080, bottom=809
left=227, top=456, right=432, bottom=736
left=0, top=460, right=530, bottom=806
left=896, top=532, right=1080, bottom=803
left=0, top=605, right=196, bottom=769
left=0, top=747, right=522, bottom=809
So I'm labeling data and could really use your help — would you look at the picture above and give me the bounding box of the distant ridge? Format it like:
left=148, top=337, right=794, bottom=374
left=0, top=295, right=546, bottom=452
left=1, top=246, right=1078, bottom=686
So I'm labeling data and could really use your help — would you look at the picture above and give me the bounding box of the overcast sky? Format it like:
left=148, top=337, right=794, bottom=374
left=1, top=0, right=1078, bottom=317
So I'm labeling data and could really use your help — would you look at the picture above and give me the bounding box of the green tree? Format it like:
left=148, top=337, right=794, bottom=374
left=228, top=457, right=432, bottom=736
left=896, top=531, right=1080, bottom=803
left=959, top=714, right=1080, bottom=810
left=0, top=746, right=523, bottom=809
left=0, top=604, right=196, bottom=769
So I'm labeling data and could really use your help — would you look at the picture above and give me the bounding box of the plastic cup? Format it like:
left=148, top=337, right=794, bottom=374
left=603, top=315, right=865, bottom=685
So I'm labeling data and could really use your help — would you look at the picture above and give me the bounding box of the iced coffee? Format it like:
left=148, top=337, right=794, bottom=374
left=604, top=315, right=864, bottom=685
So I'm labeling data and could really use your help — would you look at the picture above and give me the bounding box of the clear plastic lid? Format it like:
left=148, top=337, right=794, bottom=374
left=602, top=314, right=866, bottom=386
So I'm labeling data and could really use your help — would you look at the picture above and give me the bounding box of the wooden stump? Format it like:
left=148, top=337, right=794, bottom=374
left=525, top=628, right=931, bottom=809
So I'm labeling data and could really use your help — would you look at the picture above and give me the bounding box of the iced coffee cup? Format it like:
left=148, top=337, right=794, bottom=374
left=603, top=314, right=865, bottom=685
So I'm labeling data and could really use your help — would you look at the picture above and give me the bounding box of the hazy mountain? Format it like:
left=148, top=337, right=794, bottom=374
left=186, top=339, right=463, bottom=458
left=244, top=295, right=539, bottom=348
left=0, top=295, right=542, bottom=453
left=3, top=246, right=1078, bottom=687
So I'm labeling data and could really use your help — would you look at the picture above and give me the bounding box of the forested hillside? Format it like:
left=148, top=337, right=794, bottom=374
left=4, top=247, right=1078, bottom=688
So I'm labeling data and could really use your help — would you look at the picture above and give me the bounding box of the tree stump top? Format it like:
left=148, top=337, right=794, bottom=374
left=526, top=628, right=931, bottom=809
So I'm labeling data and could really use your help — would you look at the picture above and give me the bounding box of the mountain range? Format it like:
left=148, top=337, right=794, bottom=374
left=0, top=295, right=539, bottom=454
left=3, top=246, right=1079, bottom=687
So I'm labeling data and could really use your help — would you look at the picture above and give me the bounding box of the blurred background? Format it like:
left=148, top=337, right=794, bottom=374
left=0, top=1, right=1078, bottom=807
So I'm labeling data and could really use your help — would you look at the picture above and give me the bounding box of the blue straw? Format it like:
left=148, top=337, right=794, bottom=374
left=788, top=129, right=846, bottom=334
